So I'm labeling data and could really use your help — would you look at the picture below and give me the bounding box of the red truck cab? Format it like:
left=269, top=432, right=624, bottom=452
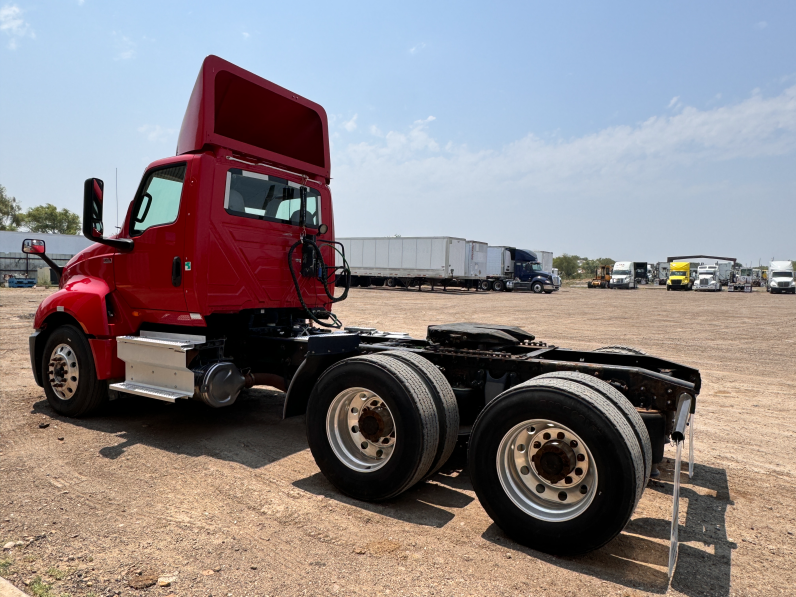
left=27, top=55, right=340, bottom=415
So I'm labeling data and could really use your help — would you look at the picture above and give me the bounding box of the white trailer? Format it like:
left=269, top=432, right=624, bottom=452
left=465, top=241, right=488, bottom=278
left=337, top=236, right=484, bottom=290
left=531, top=250, right=553, bottom=274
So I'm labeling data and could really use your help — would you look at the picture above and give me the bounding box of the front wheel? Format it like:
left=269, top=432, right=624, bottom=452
left=41, top=325, right=107, bottom=417
left=531, top=282, right=544, bottom=294
left=468, top=378, right=644, bottom=555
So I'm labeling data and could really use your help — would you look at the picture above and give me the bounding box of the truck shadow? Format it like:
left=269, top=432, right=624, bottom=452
left=293, top=471, right=475, bottom=529
left=31, top=387, right=307, bottom=469
left=480, top=462, right=735, bottom=596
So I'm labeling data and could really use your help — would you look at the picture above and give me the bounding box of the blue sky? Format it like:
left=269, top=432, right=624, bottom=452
left=1, top=1, right=795, bottom=264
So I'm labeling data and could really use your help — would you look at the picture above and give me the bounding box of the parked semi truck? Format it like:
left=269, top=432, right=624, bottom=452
left=22, top=56, right=699, bottom=567
left=667, top=262, right=696, bottom=290
left=337, top=236, right=487, bottom=291
left=694, top=265, right=721, bottom=292
left=609, top=261, right=636, bottom=289
left=767, top=260, right=795, bottom=294
left=487, top=246, right=560, bottom=292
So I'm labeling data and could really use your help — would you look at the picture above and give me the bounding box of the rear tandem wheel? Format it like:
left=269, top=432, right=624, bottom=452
left=306, top=354, right=439, bottom=501
left=468, top=377, right=644, bottom=555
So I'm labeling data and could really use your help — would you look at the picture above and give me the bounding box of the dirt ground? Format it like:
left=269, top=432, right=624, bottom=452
left=2, top=285, right=795, bottom=597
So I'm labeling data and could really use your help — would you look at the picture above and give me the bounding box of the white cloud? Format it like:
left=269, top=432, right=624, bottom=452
left=242, top=31, right=249, bottom=40
left=332, top=87, right=796, bottom=259
left=409, top=42, right=426, bottom=55
left=343, top=114, right=358, bottom=132
left=369, top=124, right=383, bottom=137
left=137, top=124, right=175, bottom=143
left=0, top=4, right=34, bottom=49
left=667, top=96, right=680, bottom=108
left=113, top=32, right=135, bottom=60
left=755, top=21, right=767, bottom=30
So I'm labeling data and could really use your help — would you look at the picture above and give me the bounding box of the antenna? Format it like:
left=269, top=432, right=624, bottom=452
left=115, top=168, right=119, bottom=230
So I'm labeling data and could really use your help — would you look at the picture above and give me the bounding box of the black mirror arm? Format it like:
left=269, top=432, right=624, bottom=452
left=35, top=253, right=64, bottom=280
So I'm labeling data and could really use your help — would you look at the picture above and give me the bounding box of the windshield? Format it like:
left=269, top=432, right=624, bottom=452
left=612, top=269, right=631, bottom=276
left=772, top=271, right=794, bottom=278
left=670, top=270, right=688, bottom=277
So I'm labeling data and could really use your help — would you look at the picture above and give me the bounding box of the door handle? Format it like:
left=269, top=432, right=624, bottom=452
left=172, top=256, right=182, bottom=287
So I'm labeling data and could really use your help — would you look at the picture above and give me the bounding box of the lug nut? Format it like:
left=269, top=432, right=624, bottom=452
left=558, top=492, right=567, bottom=501
left=351, top=425, right=359, bottom=433
left=543, top=432, right=551, bottom=440
left=570, top=440, right=578, bottom=448
left=564, top=476, right=573, bottom=484
left=557, top=432, right=565, bottom=440
left=577, top=454, right=585, bottom=462
left=520, top=466, right=529, bottom=475
left=536, top=484, right=545, bottom=493
left=360, top=441, right=368, bottom=449
left=580, top=485, right=588, bottom=495
left=533, top=441, right=541, bottom=449
left=575, top=468, right=583, bottom=476
left=351, top=407, right=358, bottom=414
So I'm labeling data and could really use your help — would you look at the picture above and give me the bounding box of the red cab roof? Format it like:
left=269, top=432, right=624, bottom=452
left=177, top=55, right=330, bottom=182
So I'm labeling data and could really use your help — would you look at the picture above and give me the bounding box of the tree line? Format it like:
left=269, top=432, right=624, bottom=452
left=553, top=254, right=615, bottom=279
left=0, top=184, right=81, bottom=234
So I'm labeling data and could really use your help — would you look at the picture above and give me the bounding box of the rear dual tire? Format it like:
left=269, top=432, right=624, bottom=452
left=306, top=353, right=458, bottom=501
left=468, top=377, right=645, bottom=555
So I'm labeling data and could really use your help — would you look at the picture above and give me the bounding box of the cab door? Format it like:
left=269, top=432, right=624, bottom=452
left=114, top=161, right=190, bottom=312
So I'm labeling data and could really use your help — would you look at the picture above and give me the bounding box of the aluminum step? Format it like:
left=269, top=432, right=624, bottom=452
left=109, top=381, right=193, bottom=403
left=114, top=332, right=207, bottom=401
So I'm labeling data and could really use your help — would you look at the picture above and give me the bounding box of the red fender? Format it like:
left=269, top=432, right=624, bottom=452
left=35, top=275, right=124, bottom=381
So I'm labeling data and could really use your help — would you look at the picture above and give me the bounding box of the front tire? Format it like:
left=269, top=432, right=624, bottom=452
left=468, top=378, right=644, bottom=555
left=306, top=355, right=439, bottom=501
left=531, top=282, right=544, bottom=294
left=41, top=325, right=107, bottom=417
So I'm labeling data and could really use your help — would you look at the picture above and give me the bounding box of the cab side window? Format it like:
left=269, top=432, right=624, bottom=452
left=131, top=164, right=187, bottom=236
left=224, top=168, right=321, bottom=227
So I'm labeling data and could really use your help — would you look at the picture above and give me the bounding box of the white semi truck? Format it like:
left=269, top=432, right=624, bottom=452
left=609, top=261, right=637, bottom=289
left=694, top=265, right=722, bottom=291
left=767, top=260, right=795, bottom=294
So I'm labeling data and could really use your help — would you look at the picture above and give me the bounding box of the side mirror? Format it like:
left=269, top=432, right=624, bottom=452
left=22, top=239, right=46, bottom=254
left=81, top=178, right=133, bottom=250
left=22, top=238, right=63, bottom=279
left=83, top=178, right=104, bottom=239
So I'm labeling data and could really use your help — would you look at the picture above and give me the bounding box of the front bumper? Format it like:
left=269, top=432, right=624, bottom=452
left=609, top=281, right=632, bottom=289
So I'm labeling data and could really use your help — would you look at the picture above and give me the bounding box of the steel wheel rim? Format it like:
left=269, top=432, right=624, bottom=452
left=48, top=343, right=80, bottom=401
left=326, top=387, right=396, bottom=473
left=496, top=419, right=597, bottom=522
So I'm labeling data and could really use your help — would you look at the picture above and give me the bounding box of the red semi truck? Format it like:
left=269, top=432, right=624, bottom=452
left=23, top=56, right=698, bottom=566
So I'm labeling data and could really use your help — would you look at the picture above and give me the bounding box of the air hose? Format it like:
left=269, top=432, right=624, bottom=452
left=287, top=236, right=351, bottom=329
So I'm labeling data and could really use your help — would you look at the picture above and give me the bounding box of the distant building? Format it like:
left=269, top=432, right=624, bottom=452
left=0, top=231, right=93, bottom=281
